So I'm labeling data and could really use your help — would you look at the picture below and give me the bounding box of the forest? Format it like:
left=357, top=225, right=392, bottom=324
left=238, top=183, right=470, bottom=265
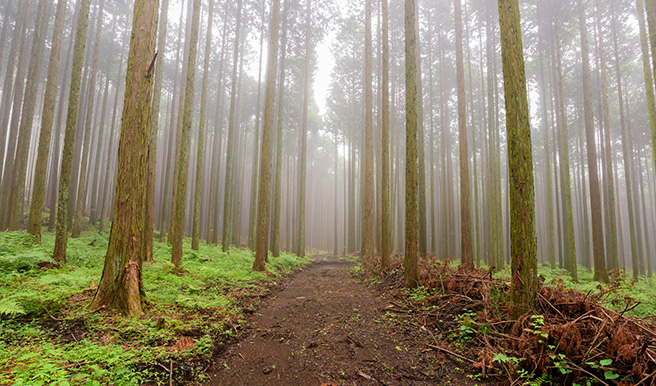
left=2, top=0, right=656, bottom=384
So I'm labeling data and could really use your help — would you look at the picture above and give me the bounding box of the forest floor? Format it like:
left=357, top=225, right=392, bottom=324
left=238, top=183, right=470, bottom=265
left=208, top=254, right=483, bottom=386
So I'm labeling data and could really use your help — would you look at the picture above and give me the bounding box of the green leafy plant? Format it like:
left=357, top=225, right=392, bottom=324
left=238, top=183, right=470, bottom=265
left=0, top=297, right=25, bottom=316
left=450, top=310, right=478, bottom=345
left=586, top=359, right=619, bottom=380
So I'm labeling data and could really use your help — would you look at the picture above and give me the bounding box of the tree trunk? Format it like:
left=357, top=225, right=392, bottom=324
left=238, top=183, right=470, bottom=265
left=248, top=0, right=266, bottom=251
left=98, top=27, right=128, bottom=234
left=380, top=0, right=391, bottom=268
left=455, top=0, right=472, bottom=268
left=0, top=0, right=31, bottom=229
left=253, top=0, right=281, bottom=271
left=192, top=0, right=214, bottom=251
left=71, top=0, right=106, bottom=238
left=167, top=0, right=193, bottom=243
left=0, top=0, right=28, bottom=194
left=362, top=0, right=374, bottom=261
left=486, top=0, right=503, bottom=270
left=497, top=0, right=538, bottom=317
left=414, top=2, right=427, bottom=259
left=53, top=0, right=91, bottom=264
left=158, top=0, right=185, bottom=241
left=404, top=0, right=419, bottom=289
left=551, top=14, right=578, bottom=280
left=171, top=0, right=202, bottom=268
left=271, top=0, right=289, bottom=258
left=638, top=0, right=656, bottom=204
left=206, top=1, right=229, bottom=245
left=296, top=0, right=312, bottom=258
left=578, top=0, right=609, bottom=283
left=0, top=0, right=14, bottom=80
left=594, top=0, right=618, bottom=271
left=143, top=0, right=170, bottom=260
left=28, top=0, right=68, bottom=240
left=222, top=0, right=244, bottom=252
left=90, top=0, right=158, bottom=316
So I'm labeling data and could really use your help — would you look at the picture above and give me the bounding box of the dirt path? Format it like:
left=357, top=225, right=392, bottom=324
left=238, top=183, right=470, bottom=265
left=207, top=255, right=481, bottom=386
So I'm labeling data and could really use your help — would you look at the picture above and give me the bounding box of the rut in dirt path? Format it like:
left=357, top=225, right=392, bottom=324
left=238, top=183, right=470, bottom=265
left=207, top=254, right=481, bottom=386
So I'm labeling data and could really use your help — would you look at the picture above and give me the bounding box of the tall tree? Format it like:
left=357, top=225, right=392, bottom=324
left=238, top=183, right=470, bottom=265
left=98, top=27, right=129, bottom=234
left=551, top=7, right=578, bottom=281
left=206, top=1, right=230, bottom=245
left=6, top=0, right=50, bottom=230
left=405, top=0, right=420, bottom=289
left=90, top=0, right=159, bottom=315
left=363, top=0, right=374, bottom=262
left=144, top=0, right=170, bottom=260
left=0, top=0, right=29, bottom=198
left=253, top=0, right=281, bottom=271
left=53, top=0, right=91, bottom=264
left=0, top=0, right=32, bottom=229
left=0, top=0, right=14, bottom=75
left=271, top=0, right=289, bottom=258
left=497, top=0, right=537, bottom=317
left=248, top=0, right=266, bottom=250
left=638, top=0, right=656, bottom=198
left=192, top=0, right=215, bottom=251
left=455, top=0, right=472, bottom=267
left=296, top=0, right=312, bottom=258
left=171, top=0, right=202, bottom=268
left=222, top=0, right=244, bottom=252
left=71, top=0, right=106, bottom=238
left=594, top=0, right=618, bottom=271
left=380, top=0, right=391, bottom=268
left=578, top=0, right=609, bottom=283
left=158, top=0, right=185, bottom=241
left=28, top=0, right=68, bottom=240
left=610, top=9, right=639, bottom=279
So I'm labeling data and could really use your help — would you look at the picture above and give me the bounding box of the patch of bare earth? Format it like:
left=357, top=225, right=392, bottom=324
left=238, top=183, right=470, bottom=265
left=206, top=255, right=482, bottom=386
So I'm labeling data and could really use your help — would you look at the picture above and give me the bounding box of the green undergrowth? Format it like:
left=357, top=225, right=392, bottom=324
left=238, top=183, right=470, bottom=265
left=493, top=263, right=656, bottom=318
left=395, top=256, right=656, bottom=318
left=0, top=231, right=311, bottom=385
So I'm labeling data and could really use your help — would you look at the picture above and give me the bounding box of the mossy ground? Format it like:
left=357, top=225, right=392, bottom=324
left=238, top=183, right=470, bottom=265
left=0, top=230, right=310, bottom=385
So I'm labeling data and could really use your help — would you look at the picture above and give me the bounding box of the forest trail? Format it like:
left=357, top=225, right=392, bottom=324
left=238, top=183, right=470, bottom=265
left=208, top=255, right=481, bottom=386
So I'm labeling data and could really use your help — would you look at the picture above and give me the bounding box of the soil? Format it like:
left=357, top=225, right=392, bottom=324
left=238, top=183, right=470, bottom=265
left=206, top=255, right=484, bottom=386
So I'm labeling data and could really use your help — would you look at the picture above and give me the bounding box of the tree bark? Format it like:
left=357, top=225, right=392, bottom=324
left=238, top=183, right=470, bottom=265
left=497, top=0, right=538, bottom=317
left=578, top=0, right=609, bottom=283
left=143, top=0, right=170, bottom=260
left=248, top=0, right=266, bottom=251
left=404, top=0, right=420, bottom=289
left=296, top=0, right=312, bottom=258
left=0, top=0, right=28, bottom=194
left=192, top=0, right=214, bottom=251
left=71, top=0, right=106, bottom=238
left=253, top=0, right=281, bottom=271
left=363, top=0, right=374, bottom=262
left=90, top=0, right=158, bottom=315
left=171, top=0, right=202, bottom=268
left=53, top=0, right=91, bottom=264
left=222, top=0, right=244, bottom=252
left=28, top=0, right=68, bottom=240
left=638, top=0, right=656, bottom=209
left=271, top=0, right=289, bottom=258
left=455, top=0, right=472, bottom=268
left=380, top=0, right=391, bottom=268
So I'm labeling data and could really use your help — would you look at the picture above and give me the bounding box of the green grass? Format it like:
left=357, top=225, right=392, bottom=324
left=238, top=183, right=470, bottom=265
left=0, top=230, right=311, bottom=385
left=493, top=263, right=656, bottom=318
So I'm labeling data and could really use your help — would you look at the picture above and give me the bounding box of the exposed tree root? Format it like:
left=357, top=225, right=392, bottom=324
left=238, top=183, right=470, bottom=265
left=361, top=255, right=656, bottom=385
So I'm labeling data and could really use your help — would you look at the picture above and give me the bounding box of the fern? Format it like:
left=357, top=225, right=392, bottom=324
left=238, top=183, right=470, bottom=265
left=0, top=298, right=25, bottom=316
